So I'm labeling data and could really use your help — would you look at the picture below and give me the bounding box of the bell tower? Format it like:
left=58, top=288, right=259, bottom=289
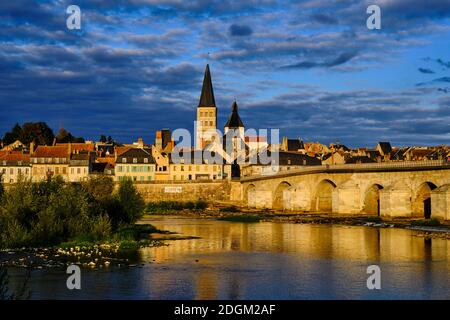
left=195, top=64, right=217, bottom=149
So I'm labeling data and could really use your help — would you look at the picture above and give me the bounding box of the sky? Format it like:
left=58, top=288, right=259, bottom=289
left=0, top=0, right=450, bottom=147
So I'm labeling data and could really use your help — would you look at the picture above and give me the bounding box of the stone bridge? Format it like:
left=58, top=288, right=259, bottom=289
left=236, top=160, right=450, bottom=220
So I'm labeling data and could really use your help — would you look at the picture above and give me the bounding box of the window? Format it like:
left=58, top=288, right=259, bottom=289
left=55, top=167, right=59, bottom=174
left=133, top=158, right=137, bottom=163
left=144, top=158, right=148, bottom=163
left=122, top=158, right=126, bottom=163
left=71, top=168, right=74, bottom=174
left=173, top=166, right=177, bottom=171
left=77, top=168, right=81, bottom=174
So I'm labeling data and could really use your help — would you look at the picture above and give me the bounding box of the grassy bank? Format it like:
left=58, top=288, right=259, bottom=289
left=217, top=214, right=262, bottom=223
left=146, top=200, right=208, bottom=213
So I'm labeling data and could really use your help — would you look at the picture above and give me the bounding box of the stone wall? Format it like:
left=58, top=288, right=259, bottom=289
left=131, top=181, right=231, bottom=202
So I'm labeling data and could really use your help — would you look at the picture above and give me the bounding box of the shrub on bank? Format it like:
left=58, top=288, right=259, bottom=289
left=146, top=200, right=208, bottom=213
left=219, top=206, right=240, bottom=213
left=0, top=176, right=146, bottom=249
left=217, top=215, right=261, bottom=223
left=411, top=218, right=441, bottom=227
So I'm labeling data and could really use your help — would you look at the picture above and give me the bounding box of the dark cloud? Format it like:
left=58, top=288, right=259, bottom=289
left=418, top=68, right=435, bottom=74
left=280, top=51, right=358, bottom=70
left=310, top=13, right=338, bottom=25
left=229, top=24, right=253, bottom=37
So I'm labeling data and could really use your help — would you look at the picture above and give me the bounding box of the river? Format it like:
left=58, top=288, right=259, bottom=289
left=6, top=216, right=450, bottom=299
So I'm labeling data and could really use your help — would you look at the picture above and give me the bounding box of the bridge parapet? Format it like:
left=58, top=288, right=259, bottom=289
left=241, top=160, right=450, bottom=182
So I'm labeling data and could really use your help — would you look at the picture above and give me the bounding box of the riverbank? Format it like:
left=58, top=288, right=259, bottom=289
left=0, top=224, right=196, bottom=270
left=142, top=206, right=450, bottom=239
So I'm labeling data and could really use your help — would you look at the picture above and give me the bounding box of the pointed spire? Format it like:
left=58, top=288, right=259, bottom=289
left=225, top=101, right=244, bottom=128
left=198, top=64, right=216, bottom=108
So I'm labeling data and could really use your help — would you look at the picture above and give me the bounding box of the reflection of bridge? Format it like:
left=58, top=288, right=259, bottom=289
left=235, top=160, right=450, bottom=220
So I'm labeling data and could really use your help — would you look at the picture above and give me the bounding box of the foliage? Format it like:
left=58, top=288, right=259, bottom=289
left=81, top=175, right=114, bottom=203
left=411, top=218, right=441, bottom=227
left=0, top=177, right=146, bottom=249
left=219, top=206, right=240, bottom=213
left=99, top=135, right=113, bottom=143
left=146, top=200, right=209, bottom=213
left=117, top=179, right=145, bottom=224
left=217, top=215, right=261, bottom=223
left=55, top=128, right=84, bottom=143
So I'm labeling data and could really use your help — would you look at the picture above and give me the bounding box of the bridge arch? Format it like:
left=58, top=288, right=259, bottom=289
left=412, top=182, right=438, bottom=219
left=363, top=184, right=384, bottom=216
left=312, top=179, right=337, bottom=213
left=272, top=181, right=291, bottom=210
left=244, top=184, right=256, bottom=205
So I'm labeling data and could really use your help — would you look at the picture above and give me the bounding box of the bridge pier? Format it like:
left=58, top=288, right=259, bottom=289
left=379, top=186, right=412, bottom=218
left=431, top=184, right=450, bottom=220
left=333, top=184, right=362, bottom=215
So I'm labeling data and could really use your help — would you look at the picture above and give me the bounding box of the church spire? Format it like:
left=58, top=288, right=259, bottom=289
left=198, top=64, right=216, bottom=108
left=225, top=101, right=244, bottom=128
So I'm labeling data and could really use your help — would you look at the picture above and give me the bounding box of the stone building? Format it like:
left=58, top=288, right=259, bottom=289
left=169, top=150, right=228, bottom=181
left=0, top=151, right=31, bottom=183
left=30, top=145, right=70, bottom=181
left=115, top=148, right=156, bottom=182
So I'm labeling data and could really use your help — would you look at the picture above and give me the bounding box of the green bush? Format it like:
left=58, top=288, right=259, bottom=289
left=195, top=200, right=208, bottom=210
left=0, top=177, right=147, bottom=249
left=91, top=214, right=112, bottom=240
left=218, top=215, right=261, bottom=223
left=411, top=218, right=441, bottom=227
left=117, top=179, right=145, bottom=224
left=219, top=206, right=239, bottom=213
left=146, top=200, right=209, bottom=213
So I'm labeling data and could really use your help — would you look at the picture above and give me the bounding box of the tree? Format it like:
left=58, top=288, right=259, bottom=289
left=19, top=122, right=54, bottom=145
left=2, top=123, right=23, bottom=145
left=82, top=176, right=114, bottom=203
left=99, top=135, right=107, bottom=143
left=56, top=128, right=85, bottom=143
left=0, top=179, right=4, bottom=203
left=117, top=180, right=145, bottom=224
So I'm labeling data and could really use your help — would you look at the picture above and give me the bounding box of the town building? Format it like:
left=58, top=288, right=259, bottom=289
left=30, top=145, right=70, bottom=181
left=115, top=148, right=156, bottom=182
left=0, top=151, right=31, bottom=183
left=169, top=150, right=228, bottom=181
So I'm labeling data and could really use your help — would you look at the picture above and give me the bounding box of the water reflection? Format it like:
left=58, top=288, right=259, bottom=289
left=8, top=216, right=450, bottom=299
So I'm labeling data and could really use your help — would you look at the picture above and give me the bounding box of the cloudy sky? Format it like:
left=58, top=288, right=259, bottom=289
left=1, top=0, right=450, bottom=147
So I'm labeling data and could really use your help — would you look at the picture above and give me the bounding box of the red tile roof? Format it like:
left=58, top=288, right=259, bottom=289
left=32, top=146, right=69, bottom=158
left=0, top=152, right=30, bottom=163
left=56, top=143, right=94, bottom=152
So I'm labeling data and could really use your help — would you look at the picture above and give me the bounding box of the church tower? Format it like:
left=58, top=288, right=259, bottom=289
left=195, top=64, right=217, bottom=149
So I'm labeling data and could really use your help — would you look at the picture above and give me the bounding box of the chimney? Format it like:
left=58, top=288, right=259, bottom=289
left=30, top=141, right=35, bottom=155
left=52, top=137, right=57, bottom=146
left=68, top=142, right=72, bottom=156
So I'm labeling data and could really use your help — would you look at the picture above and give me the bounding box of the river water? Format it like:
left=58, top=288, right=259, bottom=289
left=6, top=216, right=450, bottom=299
